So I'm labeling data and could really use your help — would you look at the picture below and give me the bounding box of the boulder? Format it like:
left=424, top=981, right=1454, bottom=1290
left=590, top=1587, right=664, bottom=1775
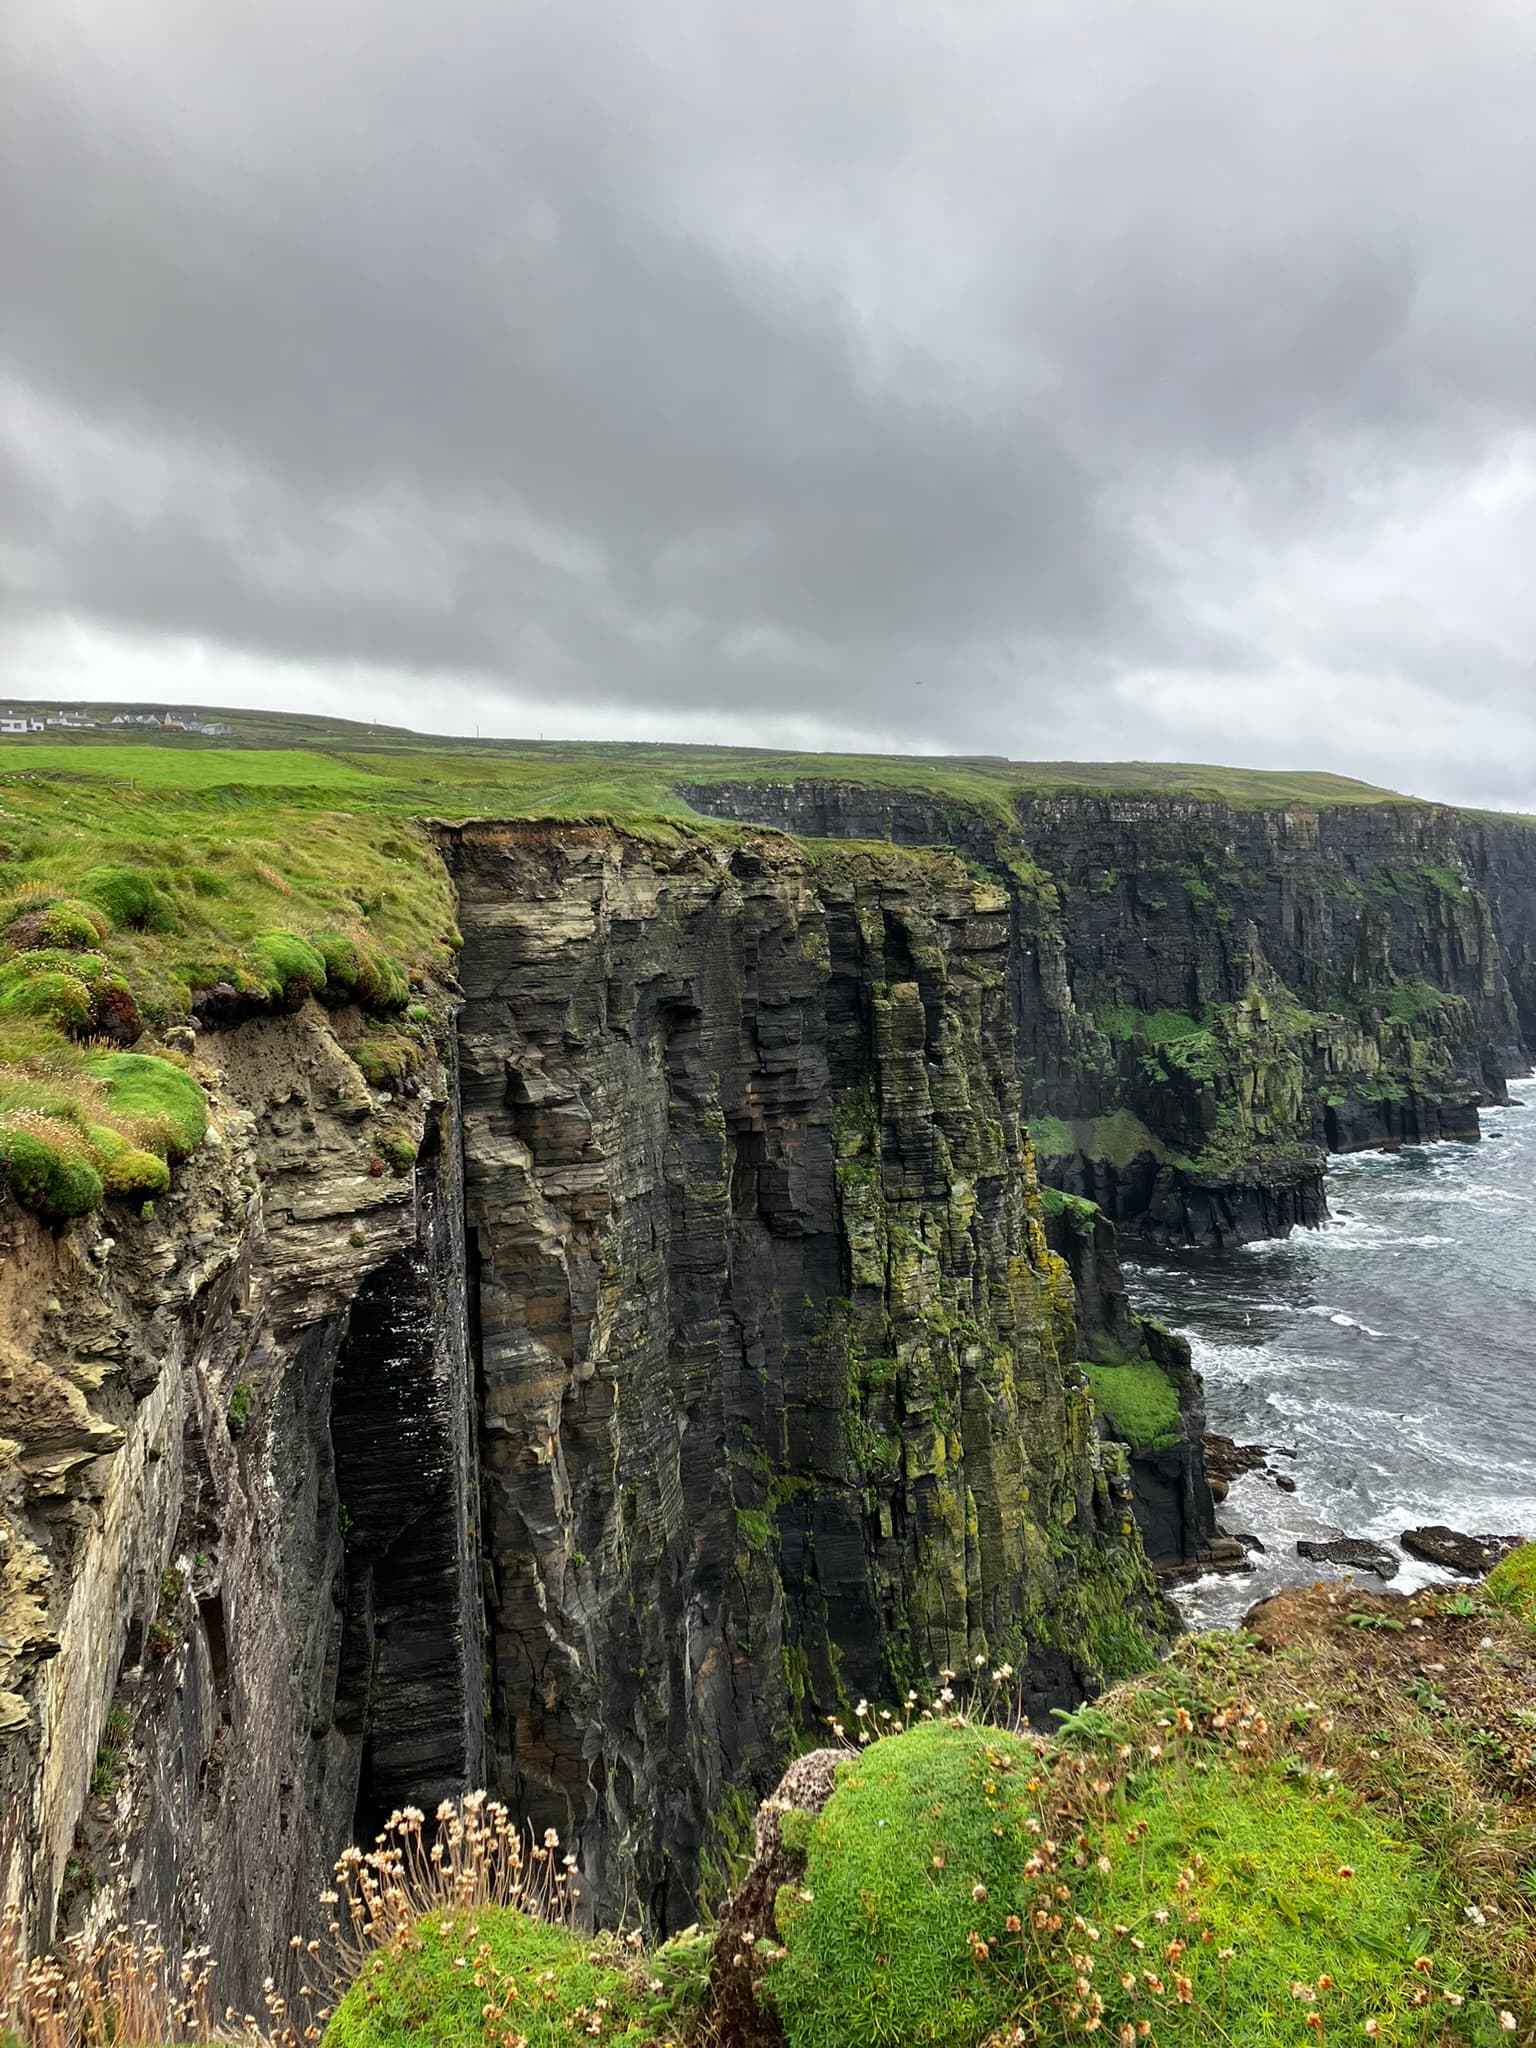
left=1296, top=1536, right=1399, bottom=1579
left=1399, top=1525, right=1524, bottom=1576
left=1204, top=1434, right=1267, bottom=1486
left=706, top=1748, right=843, bottom=2048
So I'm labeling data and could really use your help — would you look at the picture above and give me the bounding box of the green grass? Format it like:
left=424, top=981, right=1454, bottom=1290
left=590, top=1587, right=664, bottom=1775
left=324, top=1907, right=709, bottom=2048
left=1027, top=1115, right=1076, bottom=1162
left=1083, top=1355, right=1183, bottom=1451
left=763, top=1715, right=1493, bottom=2048
left=1486, top=1541, right=1536, bottom=1627
left=1037, top=1185, right=1101, bottom=1227
left=86, top=1054, right=208, bottom=1159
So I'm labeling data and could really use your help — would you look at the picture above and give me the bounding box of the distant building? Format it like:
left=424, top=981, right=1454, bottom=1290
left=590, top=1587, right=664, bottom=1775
left=1, top=712, right=47, bottom=732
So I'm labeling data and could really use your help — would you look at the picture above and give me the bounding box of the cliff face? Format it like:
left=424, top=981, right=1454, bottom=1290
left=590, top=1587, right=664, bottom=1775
left=0, top=1008, right=481, bottom=2005
left=683, top=782, right=1531, bottom=1243
left=14, top=780, right=1531, bottom=1995
left=440, top=821, right=1161, bottom=1927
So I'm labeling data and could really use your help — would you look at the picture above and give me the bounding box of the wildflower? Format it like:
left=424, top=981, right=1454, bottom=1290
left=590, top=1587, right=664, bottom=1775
left=1175, top=1977, right=1194, bottom=2005
left=1217, top=1949, right=1235, bottom=1963
left=1499, top=2013, right=1518, bottom=2031
left=1306, top=2013, right=1323, bottom=2031
left=1464, top=1904, right=1487, bottom=1927
left=972, top=1884, right=989, bottom=1902
left=1005, top=1914, right=1022, bottom=1933
left=1442, top=1993, right=1464, bottom=2008
left=1412, top=1957, right=1434, bottom=1975
left=1364, top=2023, right=1380, bottom=2039
left=1336, top=1866, right=1354, bottom=1879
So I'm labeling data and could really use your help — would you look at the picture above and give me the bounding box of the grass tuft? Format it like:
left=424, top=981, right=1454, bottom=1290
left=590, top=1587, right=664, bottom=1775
left=1083, top=1355, right=1184, bottom=1451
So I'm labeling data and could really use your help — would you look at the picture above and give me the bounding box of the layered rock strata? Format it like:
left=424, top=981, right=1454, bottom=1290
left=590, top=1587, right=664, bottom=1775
left=682, top=782, right=1535, bottom=1243
left=0, top=1008, right=480, bottom=2006
left=440, top=821, right=1163, bottom=1928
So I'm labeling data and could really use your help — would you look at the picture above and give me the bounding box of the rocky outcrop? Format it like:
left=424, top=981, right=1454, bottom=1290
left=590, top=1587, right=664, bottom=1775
left=0, top=1006, right=480, bottom=2005
left=1042, top=1195, right=1234, bottom=1576
left=681, top=781, right=1533, bottom=1245
left=440, top=821, right=1164, bottom=1930
left=1399, top=1526, right=1523, bottom=1576
left=1296, top=1536, right=1399, bottom=1579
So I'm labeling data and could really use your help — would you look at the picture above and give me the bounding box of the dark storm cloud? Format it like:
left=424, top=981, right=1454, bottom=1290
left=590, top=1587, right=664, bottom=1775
left=2, top=0, right=1533, bottom=795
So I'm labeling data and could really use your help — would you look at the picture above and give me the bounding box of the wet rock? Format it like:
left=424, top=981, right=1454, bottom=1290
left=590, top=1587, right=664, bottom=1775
left=1399, top=1525, right=1524, bottom=1576
left=1204, top=1435, right=1268, bottom=1486
left=1274, top=1473, right=1298, bottom=1493
left=1296, top=1537, right=1399, bottom=1579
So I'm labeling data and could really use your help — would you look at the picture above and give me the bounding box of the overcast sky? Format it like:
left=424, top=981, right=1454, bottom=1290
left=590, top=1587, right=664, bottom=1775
left=3, top=1, right=1534, bottom=803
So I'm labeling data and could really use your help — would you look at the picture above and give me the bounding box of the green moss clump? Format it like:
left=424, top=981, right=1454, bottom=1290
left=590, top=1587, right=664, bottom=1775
left=3, top=896, right=109, bottom=950
left=252, top=927, right=329, bottom=1003
left=0, top=949, right=141, bottom=1038
left=767, top=1721, right=1041, bottom=2048
left=349, top=1028, right=417, bottom=1088
left=0, top=961, right=92, bottom=1031
left=77, top=864, right=178, bottom=932
left=226, top=1380, right=254, bottom=1437
left=325, top=1907, right=709, bottom=2048
left=380, top=1134, right=418, bottom=1173
left=1027, top=1115, right=1075, bottom=1161
left=766, top=1715, right=1488, bottom=2048
left=1037, top=1185, right=1100, bottom=1226
left=1486, top=1541, right=1536, bottom=1627
left=1084, top=1107, right=1163, bottom=1168
left=0, top=1123, right=104, bottom=1217
left=1083, top=1355, right=1183, bottom=1451
left=86, top=1053, right=208, bottom=1160
left=95, top=1131, right=172, bottom=1198
left=315, top=931, right=410, bottom=1012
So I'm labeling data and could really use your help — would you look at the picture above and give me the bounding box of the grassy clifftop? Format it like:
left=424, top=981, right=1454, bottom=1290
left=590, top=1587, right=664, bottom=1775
left=0, top=756, right=461, bottom=1219
left=0, top=723, right=1519, bottom=1224
left=3, top=715, right=1424, bottom=819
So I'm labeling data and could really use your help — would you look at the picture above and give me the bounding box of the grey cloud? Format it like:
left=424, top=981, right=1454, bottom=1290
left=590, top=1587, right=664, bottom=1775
left=1, top=0, right=1534, bottom=795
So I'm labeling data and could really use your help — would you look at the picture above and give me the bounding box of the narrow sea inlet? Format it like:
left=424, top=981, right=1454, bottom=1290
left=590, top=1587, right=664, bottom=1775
left=1128, top=1082, right=1536, bottom=1628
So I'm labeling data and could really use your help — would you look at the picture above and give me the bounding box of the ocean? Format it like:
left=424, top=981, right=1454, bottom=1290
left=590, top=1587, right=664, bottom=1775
left=1125, top=1079, right=1536, bottom=1628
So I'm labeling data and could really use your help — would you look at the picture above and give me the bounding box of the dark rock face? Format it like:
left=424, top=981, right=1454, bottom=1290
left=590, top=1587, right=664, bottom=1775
left=1400, top=1526, right=1524, bottom=1576
left=705, top=1747, right=842, bottom=2048
left=440, top=822, right=1163, bottom=1929
left=1042, top=1200, right=1226, bottom=1574
left=682, top=782, right=1533, bottom=1246
left=1204, top=1436, right=1268, bottom=1492
left=0, top=1010, right=481, bottom=2009
left=1297, top=1537, right=1399, bottom=1579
